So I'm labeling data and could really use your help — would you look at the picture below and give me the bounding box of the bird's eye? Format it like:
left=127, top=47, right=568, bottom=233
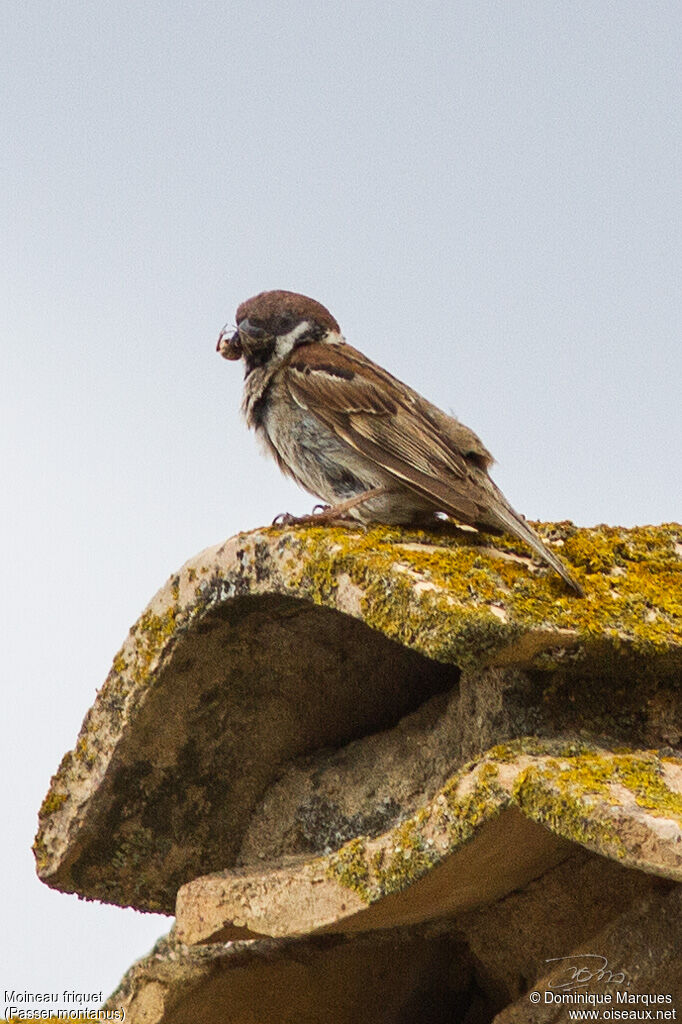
left=238, top=319, right=267, bottom=341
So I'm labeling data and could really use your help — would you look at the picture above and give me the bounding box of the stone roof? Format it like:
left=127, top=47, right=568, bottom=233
left=33, top=521, right=682, bottom=1022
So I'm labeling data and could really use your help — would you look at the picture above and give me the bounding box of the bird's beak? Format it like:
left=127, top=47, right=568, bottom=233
left=216, top=326, right=242, bottom=360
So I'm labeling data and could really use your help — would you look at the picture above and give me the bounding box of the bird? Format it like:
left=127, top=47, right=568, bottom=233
left=217, top=289, right=584, bottom=595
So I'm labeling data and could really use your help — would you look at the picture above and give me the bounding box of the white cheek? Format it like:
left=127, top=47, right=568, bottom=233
left=274, top=320, right=313, bottom=358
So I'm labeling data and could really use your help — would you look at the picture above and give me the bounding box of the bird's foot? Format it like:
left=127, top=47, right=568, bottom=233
left=272, top=511, right=304, bottom=526
left=272, top=487, right=387, bottom=530
left=308, top=505, right=368, bottom=529
left=272, top=506, right=361, bottom=529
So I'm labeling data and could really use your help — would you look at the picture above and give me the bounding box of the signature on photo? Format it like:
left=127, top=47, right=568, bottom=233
left=545, top=954, right=630, bottom=991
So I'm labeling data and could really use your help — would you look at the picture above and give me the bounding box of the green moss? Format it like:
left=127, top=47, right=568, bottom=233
left=110, top=828, right=155, bottom=872
left=93, top=827, right=166, bottom=909
left=284, top=521, right=681, bottom=668
left=130, top=605, right=179, bottom=685
left=371, top=819, right=439, bottom=896
left=325, top=837, right=372, bottom=902
left=512, top=761, right=625, bottom=855
left=438, top=762, right=507, bottom=844
left=38, top=791, right=67, bottom=817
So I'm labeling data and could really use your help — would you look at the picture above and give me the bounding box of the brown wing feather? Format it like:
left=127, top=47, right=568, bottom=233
left=285, top=343, right=489, bottom=521
left=284, top=341, right=584, bottom=594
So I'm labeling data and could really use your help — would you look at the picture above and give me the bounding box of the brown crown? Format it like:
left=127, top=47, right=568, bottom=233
left=235, top=290, right=340, bottom=334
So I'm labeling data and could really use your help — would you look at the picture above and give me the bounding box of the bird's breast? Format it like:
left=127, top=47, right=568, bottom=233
left=251, top=381, right=373, bottom=504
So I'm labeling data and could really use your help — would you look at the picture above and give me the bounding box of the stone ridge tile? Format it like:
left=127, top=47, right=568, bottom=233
left=175, top=744, right=682, bottom=943
left=34, top=523, right=681, bottom=912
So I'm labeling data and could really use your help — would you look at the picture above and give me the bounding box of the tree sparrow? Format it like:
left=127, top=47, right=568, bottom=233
left=217, top=290, right=584, bottom=595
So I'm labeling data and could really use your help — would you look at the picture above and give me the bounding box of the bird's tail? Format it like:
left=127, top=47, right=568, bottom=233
left=479, top=491, right=584, bottom=596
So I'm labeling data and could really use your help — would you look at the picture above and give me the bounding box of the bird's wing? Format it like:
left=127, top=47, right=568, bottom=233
left=284, top=341, right=585, bottom=594
left=284, top=343, right=489, bottom=521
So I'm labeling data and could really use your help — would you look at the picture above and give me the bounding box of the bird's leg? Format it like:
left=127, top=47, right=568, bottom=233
left=309, top=486, right=387, bottom=522
left=272, top=487, right=387, bottom=527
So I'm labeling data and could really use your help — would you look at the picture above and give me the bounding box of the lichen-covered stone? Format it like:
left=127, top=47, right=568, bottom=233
left=34, top=522, right=681, bottom=913
left=175, top=742, right=682, bottom=944
left=30, top=521, right=682, bottom=1023
left=102, top=859, right=682, bottom=1024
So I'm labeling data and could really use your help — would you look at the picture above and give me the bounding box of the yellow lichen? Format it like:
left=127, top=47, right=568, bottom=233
left=327, top=743, right=682, bottom=905
left=131, top=605, right=179, bottom=684
left=371, top=819, right=438, bottom=895
left=287, top=523, right=525, bottom=664
left=487, top=738, right=593, bottom=762
left=284, top=521, right=681, bottom=667
left=112, top=650, right=127, bottom=675
left=511, top=750, right=682, bottom=856
left=38, top=790, right=67, bottom=817
left=513, top=763, right=625, bottom=855
left=75, top=735, right=96, bottom=767
left=34, top=521, right=680, bottom=906
left=607, top=755, right=682, bottom=819
left=328, top=762, right=508, bottom=902
left=437, top=762, right=506, bottom=844
left=325, top=837, right=371, bottom=902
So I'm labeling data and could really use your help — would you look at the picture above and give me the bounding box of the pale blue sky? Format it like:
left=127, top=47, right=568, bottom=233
left=2, top=0, right=680, bottom=1004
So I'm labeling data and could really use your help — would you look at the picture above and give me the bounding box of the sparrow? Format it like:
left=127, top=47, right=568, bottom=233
left=217, top=290, right=584, bottom=595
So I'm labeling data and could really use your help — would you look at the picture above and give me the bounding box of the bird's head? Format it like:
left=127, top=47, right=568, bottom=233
left=216, top=290, right=341, bottom=369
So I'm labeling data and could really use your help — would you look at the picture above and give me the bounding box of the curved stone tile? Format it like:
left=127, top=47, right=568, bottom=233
left=175, top=744, right=682, bottom=944
left=102, top=856, right=682, bottom=1024
left=492, top=885, right=682, bottom=1022
left=34, top=523, right=682, bottom=912
left=103, top=925, right=482, bottom=1024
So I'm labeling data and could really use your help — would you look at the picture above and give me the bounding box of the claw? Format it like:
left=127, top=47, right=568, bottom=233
left=272, top=508, right=357, bottom=529
left=272, top=512, right=299, bottom=526
left=272, top=487, right=388, bottom=530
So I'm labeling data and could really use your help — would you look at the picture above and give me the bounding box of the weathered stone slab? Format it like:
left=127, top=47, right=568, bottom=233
left=104, top=925, right=481, bottom=1024
left=34, top=523, right=681, bottom=913
left=492, top=884, right=682, bottom=1022
left=175, top=809, right=570, bottom=944
left=175, top=744, right=682, bottom=943
left=456, top=848, right=676, bottom=1008
left=105, top=856, right=682, bottom=1024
